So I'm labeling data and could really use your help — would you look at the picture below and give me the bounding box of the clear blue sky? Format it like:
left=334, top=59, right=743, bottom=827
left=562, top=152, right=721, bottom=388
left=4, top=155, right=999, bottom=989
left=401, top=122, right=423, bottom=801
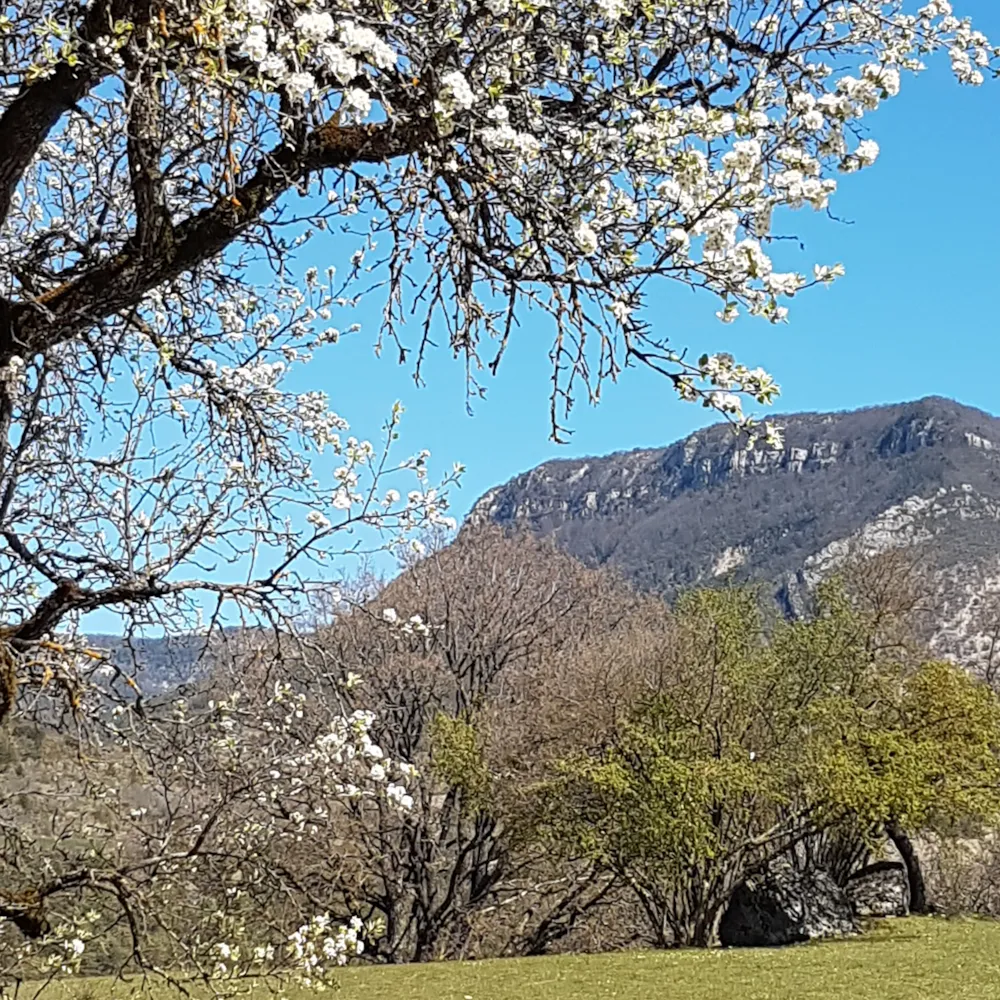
left=299, top=1, right=1000, bottom=527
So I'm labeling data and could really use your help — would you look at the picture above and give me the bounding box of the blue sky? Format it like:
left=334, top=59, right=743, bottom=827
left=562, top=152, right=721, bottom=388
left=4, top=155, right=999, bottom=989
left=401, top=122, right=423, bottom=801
left=78, top=2, right=1000, bottom=634
left=300, top=1, right=1000, bottom=528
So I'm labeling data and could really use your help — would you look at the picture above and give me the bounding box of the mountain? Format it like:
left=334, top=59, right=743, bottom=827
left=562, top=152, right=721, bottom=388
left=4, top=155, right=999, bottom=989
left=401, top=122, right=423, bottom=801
left=85, top=634, right=213, bottom=692
left=83, top=627, right=264, bottom=694
left=469, top=397, right=1000, bottom=668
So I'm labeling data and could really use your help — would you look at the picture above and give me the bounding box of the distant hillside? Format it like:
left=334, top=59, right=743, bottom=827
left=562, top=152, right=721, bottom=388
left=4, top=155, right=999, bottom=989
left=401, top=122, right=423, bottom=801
left=85, top=634, right=212, bottom=692
left=469, top=396, right=1000, bottom=668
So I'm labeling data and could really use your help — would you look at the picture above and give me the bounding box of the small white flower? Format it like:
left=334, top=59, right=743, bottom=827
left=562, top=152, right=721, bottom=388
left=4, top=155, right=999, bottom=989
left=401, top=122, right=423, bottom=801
left=573, top=220, right=599, bottom=255
left=284, top=71, right=316, bottom=103
left=243, top=24, right=268, bottom=63
left=342, top=87, right=371, bottom=118
left=855, top=139, right=880, bottom=165
left=306, top=510, right=332, bottom=530
left=436, top=71, right=476, bottom=114
left=609, top=299, right=632, bottom=325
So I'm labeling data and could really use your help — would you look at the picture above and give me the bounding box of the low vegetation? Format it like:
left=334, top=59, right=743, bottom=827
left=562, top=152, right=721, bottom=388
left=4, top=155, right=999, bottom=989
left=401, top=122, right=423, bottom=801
left=534, top=582, right=1000, bottom=946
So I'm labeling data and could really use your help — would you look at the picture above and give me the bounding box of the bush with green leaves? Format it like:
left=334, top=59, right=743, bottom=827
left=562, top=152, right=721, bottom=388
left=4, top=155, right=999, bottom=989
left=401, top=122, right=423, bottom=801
left=533, top=584, right=1000, bottom=947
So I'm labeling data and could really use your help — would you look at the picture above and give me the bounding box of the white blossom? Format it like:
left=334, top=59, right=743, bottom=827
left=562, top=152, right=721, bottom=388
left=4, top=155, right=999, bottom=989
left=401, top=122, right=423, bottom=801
left=573, top=220, right=599, bottom=255
left=436, top=71, right=477, bottom=116
left=293, top=12, right=335, bottom=43
left=284, top=71, right=316, bottom=103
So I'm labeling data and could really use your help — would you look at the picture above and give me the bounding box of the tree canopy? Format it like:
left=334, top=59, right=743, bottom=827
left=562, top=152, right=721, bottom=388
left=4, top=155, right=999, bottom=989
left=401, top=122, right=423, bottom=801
left=1, top=0, right=999, bottom=987
left=1, top=0, right=997, bottom=647
left=534, top=584, right=1000, bottom=946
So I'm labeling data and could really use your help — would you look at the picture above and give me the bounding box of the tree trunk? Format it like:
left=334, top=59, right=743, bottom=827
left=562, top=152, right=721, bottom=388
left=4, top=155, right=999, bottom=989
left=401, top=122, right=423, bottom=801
left=885, top=821, right=930, bottom=914
left=695, top=905, right=725, bottom=948
left=672, top=902, right=725, bottom=948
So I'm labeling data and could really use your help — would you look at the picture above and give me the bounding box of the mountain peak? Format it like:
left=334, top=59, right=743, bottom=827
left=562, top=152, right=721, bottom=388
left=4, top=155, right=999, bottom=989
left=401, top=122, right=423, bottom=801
left=468, top=399, right=1000, bottom=653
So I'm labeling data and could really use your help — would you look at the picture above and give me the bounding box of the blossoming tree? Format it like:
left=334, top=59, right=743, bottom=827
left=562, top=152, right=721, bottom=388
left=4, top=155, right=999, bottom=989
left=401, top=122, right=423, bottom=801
left=0, top=0, right=997, bottom=988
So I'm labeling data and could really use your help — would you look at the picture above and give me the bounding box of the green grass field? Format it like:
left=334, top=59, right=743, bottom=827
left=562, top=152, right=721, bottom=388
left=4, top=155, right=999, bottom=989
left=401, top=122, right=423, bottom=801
left=42, top=918, right=1000, bottom=1000
left=331, top=919, right=1000, bottom=1000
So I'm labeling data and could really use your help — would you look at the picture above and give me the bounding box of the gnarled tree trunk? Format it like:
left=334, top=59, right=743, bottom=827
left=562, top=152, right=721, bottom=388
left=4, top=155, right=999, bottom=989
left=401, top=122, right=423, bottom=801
left=886, top=821, right=929, bottom=914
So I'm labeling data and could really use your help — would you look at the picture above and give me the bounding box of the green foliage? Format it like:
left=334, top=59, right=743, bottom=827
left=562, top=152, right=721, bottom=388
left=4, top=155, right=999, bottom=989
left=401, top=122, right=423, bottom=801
left=533, top=584, right=1000, bottom=945
left=428, top=711, right=491, bottom=810
left=541, top=589, right=785, bottom=884
left=807, top=658, right=1000, bottom=832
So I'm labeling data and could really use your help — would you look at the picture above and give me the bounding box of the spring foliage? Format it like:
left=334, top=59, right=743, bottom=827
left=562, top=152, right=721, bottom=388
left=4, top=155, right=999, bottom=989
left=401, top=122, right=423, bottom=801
left=536, top=584, right=1000, bottom=944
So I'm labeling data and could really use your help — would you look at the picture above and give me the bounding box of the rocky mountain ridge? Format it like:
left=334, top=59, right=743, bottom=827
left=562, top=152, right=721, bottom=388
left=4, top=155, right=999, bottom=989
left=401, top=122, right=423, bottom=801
left=470, top=396, right=1000, bottom=670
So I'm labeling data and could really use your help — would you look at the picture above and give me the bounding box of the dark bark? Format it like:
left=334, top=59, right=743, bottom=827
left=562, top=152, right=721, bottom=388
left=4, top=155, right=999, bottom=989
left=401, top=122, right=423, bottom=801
left=6, top=118, right=430, bottom=365
left=886, top=821, right=930, bottom=914
left=519, top=874, right=617, bottom=956
left=0, top=902, right=51, bottom=939
left=685, top=904, right=725, bottom=948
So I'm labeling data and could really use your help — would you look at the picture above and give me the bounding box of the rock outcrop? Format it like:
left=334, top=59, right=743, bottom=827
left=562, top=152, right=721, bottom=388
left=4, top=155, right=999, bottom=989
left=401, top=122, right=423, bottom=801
left=718, top=864, right=859, bottom=948
left=847, top=861, right=910, bottom=918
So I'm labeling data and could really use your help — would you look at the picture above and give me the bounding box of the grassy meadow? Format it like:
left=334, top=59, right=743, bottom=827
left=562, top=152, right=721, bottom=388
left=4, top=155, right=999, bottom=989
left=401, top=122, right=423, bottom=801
left=331, top=918, right=1000, bottom=1000
left=41, top=918, right=1000, bottom=1000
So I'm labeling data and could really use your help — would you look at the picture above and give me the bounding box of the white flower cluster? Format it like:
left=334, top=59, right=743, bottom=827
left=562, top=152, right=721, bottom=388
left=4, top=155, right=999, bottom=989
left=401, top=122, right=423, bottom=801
left=381, top=607, right=438, bottom=638
left=672, top=353, right=784, bottom=445
left=411, top=0, right=996, bottom=427
left=259, top=688, right=417, bottom=812
left=235, top=4, right=397, bottom=107
left=130, top=674, right=421, bottom=984
left=479, top=105, right=542, bottom=164
left=9, top=0, right=997, bottom=458
left=10, top=912, right=100, bottom=978
left=288, top=913, right=369, bottom=986
left=434, top=70, right=478, bottom=131
left=121, top=269, right=463, bottom=574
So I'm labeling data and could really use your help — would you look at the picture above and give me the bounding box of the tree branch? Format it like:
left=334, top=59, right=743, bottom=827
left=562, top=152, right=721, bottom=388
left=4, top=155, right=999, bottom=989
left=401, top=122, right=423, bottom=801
left=124, top=25, right=173, bottom=257
left=6, top=117, right=430, bottom=363
left=0, top=0, right=127, bottom=237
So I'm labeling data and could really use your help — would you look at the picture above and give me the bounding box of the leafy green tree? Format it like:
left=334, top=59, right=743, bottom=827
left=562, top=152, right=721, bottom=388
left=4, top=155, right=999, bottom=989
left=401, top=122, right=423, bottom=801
left=809, top=655, right=1000, bottom=913
left=534, top=586, right=1000, bottom=947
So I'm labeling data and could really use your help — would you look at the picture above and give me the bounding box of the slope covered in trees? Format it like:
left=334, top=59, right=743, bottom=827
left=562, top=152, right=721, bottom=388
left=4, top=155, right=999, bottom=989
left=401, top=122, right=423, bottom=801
left=471, top=397, right=1000, bottom=666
